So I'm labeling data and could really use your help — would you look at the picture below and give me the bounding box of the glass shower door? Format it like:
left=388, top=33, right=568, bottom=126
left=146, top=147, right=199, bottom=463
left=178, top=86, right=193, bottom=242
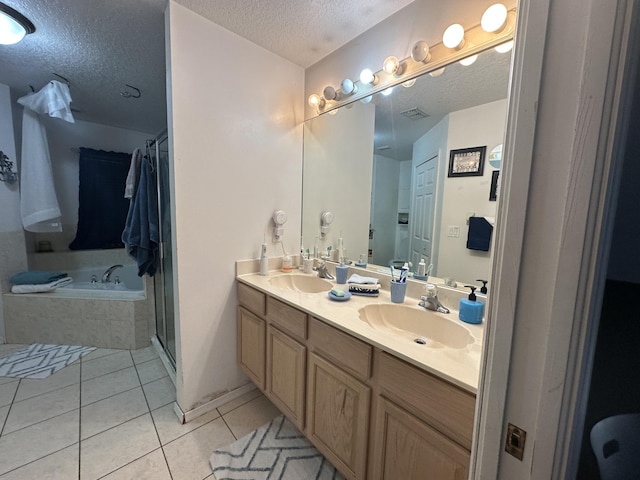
left=153, top=134, right=176, bottom=367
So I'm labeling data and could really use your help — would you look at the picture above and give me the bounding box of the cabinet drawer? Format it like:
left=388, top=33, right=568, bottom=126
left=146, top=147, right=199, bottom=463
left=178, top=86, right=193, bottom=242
left=237, top=282, right=266, bottom=316
left=377, top=352, right=475, bottom=450
left=308, top=317, right=372, bottom=381
left=266, top=296, right=307, bottom=340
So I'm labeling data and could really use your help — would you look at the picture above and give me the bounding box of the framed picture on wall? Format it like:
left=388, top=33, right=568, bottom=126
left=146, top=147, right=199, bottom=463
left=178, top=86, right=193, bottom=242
left=489, top=170, right=500, bottom=201
left=448, top=146, right=487, bottom=177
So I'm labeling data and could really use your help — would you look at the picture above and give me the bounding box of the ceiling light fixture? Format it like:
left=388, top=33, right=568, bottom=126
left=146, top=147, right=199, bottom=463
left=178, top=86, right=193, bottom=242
left=481, top=3, right=508, bottom=33
left=0, top=3, right=36, bottom=45
left=442, top=24, right=465, bottom=49
left=0, top=2, right=35, bottom=45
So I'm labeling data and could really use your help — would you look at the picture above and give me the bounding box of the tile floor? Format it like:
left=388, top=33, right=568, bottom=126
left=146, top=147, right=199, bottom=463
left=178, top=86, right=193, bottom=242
left=0, top=343, right=280, bottom=480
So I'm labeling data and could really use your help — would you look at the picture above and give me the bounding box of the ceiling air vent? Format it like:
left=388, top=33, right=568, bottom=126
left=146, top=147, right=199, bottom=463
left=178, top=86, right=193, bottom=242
left=376, top=145, right=391, bottom=151
left=400, top=107, right=429, bottom=120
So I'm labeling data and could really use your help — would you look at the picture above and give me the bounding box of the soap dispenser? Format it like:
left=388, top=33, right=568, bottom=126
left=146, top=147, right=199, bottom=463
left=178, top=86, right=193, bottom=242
left=459, top=286, right=484, bottom=324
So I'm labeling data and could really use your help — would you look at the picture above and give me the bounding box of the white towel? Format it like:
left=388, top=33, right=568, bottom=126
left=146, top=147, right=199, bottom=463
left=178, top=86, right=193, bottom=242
left=124, top=148, right=141, bottom=199
left=17, top=108, right=62, bottom=232
left=11, top=277, right=73, bottom=294
left=17, top=80, right=75, bottom=123
left=347, top=274, right=379, bottom=285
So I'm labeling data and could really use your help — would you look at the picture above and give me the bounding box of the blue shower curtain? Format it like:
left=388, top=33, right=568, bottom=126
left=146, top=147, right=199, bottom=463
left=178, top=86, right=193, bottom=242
left=69, top=148, right=131, bottom=250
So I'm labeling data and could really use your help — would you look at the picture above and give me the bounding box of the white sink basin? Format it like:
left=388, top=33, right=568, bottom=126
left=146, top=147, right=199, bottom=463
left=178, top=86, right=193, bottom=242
left=269, top=274, right=333, bottom=293
left=358, top=304, right=474, bottom=349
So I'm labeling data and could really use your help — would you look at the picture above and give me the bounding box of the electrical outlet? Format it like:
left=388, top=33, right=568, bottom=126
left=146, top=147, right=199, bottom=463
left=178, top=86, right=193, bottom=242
left=505, top=423, right=526, bottom=461
left=447, top=226, right=460, bottom=238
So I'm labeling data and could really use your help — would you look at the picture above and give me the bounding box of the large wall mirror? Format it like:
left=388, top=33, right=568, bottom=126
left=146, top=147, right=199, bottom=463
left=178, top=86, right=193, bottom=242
left=302, top=48, right=511, bottom=287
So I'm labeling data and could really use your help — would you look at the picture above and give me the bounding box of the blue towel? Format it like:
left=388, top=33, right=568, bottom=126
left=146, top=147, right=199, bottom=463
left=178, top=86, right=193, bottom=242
left=9, top=271, right=68, bottom=285
left=122, top=156, right=159, bottom=276
left=467, top=217, right=493, bottom=251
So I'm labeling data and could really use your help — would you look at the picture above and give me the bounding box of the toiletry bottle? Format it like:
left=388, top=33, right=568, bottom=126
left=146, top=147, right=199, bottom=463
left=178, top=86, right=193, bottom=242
left=459, top=286, right=484, bottom=324
left=282, top=254, right=293, bottom=272
left=417, top=258, right=426, bottom=276
left=259, top=243, right=269, bottom=276
left=355, top=254, right=367, bottom=268
left=299, top=238, right=305, bottom=270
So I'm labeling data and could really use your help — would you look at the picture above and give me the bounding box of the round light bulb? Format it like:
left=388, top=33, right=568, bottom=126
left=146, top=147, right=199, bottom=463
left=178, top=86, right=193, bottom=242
left=495, top=40, right=514, bottom=53
left=340, top=78, right=356, bottom=94
left=308, top=93, right=324, bottom=108
left=443, top=24, right=465, bottom=49
left=382, top=56, right=400, bottom=75
left=359, top=68, right=376, bottom=85
left=361, top=95, right=373, bottom=104
left=459, top=54, right=478, bottom=66
left=481, top=3, right=508, bottom=33
left=411, top=41, right=431, bottom=63
left=429, top=67, right=445, bottom=78
left=402, top=79, right=416, bottom=88
left=322, top=86, right=337, bottom=101
left=381, top=87, right=394, bottom=96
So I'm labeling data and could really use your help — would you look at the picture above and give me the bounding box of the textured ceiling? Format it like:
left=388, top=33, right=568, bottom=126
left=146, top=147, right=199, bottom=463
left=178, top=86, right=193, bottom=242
left=175, top=0, right=415, bottom=68
left=0, top=0, right=413, bottom=135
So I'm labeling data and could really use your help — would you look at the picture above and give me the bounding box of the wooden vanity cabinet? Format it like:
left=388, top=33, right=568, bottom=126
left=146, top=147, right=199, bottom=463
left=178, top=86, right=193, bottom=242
left=236, top=282, right=475, bottom=480
left=266, top=325, right=306, bottom=430
left=237, top=306, right=266, bottom=389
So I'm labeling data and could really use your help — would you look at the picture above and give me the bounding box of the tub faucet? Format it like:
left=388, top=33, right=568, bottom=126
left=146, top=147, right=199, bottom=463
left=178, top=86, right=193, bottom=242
left=419, top=284, right=450, bottom=314
left=101, top=264, right=123, bottom=283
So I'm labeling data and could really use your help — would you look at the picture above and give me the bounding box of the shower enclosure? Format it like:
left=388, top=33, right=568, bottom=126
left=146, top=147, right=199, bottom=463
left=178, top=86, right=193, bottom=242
left=148, top=131, right=176, bottom=367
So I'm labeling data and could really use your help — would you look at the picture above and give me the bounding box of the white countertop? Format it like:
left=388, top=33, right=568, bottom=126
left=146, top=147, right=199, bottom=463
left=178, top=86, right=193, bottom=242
left=236, top=265, right=484, bottom=394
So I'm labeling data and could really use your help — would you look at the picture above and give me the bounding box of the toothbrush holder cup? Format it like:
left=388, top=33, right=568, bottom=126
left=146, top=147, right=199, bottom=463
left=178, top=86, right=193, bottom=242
left=390, top=281, right=407, bottom=303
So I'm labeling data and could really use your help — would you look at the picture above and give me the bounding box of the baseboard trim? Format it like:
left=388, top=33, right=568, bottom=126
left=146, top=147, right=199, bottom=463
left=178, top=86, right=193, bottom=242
left=176, top=383, right=257, bottom=424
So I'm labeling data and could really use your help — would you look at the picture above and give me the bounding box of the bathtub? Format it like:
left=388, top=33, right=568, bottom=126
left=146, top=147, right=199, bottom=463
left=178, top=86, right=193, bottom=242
left=56, top=265, right=145, bottom=300
left=4, top=262, right=154, bottom=350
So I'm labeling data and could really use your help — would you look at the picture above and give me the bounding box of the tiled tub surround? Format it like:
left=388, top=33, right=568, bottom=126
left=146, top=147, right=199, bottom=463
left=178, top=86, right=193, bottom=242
left=3, top=251, right=155, bottom=350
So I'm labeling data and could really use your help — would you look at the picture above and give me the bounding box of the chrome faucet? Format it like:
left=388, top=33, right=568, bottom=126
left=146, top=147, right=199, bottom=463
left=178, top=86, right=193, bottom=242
left=316, top=261, right=334, bottom=280
left=419, top=284, right=450, bottom=314
left=101, top=264, right=123, bottom=283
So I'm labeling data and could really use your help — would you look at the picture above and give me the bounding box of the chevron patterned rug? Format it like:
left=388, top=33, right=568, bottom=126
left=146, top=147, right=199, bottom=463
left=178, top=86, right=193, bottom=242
left=0, top=343, right=95, bottom=379
left=210, top=414, right=345, bottom=480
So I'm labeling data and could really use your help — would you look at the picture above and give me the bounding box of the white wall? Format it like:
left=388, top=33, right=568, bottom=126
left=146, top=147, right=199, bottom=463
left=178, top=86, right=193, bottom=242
left=438, top=99, right=507, bottom=285
left=302, top=101, right=374, bottom=260
left=166, top=2, right=304, bottom=411
left=0, top=83, right=28, bottom=342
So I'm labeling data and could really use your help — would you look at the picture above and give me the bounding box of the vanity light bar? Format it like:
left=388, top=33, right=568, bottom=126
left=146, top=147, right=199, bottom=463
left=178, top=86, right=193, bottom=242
left=308, top=5, right=516, bottom=115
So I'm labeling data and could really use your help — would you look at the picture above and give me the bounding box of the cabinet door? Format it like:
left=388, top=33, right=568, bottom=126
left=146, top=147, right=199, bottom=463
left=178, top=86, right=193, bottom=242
left=237, top=307, right=266, bottom=390
left=307, top=352, right=370, bottom=480
left=267, top=325, right=306, bottom=430
left=372, top=397, right=469, bottom=480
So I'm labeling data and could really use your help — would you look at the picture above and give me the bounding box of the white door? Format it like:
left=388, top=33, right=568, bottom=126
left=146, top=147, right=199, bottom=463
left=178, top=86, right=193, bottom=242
left=408, top=155, right=437, bottom=270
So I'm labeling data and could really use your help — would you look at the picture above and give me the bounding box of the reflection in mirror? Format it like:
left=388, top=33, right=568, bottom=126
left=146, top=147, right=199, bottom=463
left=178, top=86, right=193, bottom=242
left=302, top=48, right=511, bottom=287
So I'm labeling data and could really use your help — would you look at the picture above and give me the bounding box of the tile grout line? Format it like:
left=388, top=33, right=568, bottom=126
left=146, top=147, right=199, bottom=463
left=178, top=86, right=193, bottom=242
left=0, top=378, right=21, bottom=437
left=132, top=350, right=175, bottom=479
left=219, top=411, right=238, bottom=441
